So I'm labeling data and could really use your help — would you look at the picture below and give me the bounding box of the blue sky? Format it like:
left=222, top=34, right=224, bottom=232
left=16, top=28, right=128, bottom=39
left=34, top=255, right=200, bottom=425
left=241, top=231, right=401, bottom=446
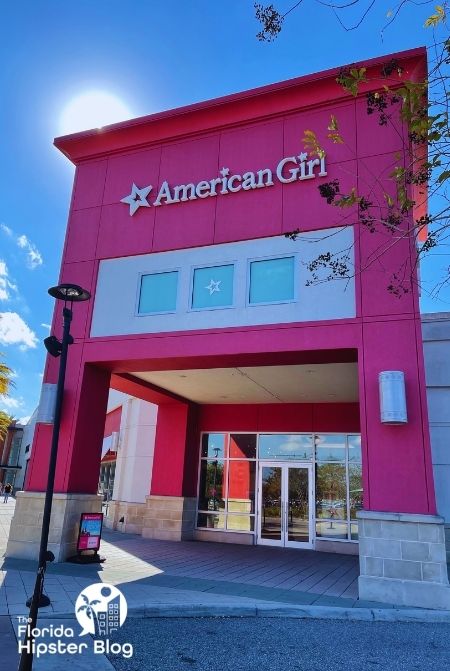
left=0, top=1, right=446, bottom=422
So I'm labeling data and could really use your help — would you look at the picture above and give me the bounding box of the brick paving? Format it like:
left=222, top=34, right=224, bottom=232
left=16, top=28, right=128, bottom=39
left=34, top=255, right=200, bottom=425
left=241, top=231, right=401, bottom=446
left=0, top=499, right=448, bottom=625
left=99, top=529, right=360, bottom=597
left=0, top=498, right=447, bottom=670
left=0, top=498, right=371, bottom=617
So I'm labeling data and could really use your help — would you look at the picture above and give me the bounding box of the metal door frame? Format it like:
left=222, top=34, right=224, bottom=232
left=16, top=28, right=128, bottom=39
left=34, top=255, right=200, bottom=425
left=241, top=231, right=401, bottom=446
left=257, top=461, right=314, bottom=549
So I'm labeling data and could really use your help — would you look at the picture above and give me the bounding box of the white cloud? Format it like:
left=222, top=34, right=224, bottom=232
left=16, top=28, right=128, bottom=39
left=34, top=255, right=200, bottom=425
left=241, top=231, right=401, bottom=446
left=1, top=224, right=43, bottom=270
left=0, top=260, right=17, bottom=302
left=17, top=235, right=43, bottom=269
left=0, top=261, right=9, bottom=301
left=0, top=223, right=13, bottom=237
left=0, top=312, right=38, bottom=349
left=0, top=395, right=22, bottom=410
left=41, top=323, right=51, bottom=330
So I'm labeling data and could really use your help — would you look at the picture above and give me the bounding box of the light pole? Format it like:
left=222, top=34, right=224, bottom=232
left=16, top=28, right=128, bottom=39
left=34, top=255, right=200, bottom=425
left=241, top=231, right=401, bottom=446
left=18, top=283, right=90, bottom=671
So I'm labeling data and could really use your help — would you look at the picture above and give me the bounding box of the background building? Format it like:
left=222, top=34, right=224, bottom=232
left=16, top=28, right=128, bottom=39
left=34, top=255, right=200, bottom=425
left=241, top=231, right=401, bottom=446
left=0, top=421, right=24, bottom=490
left=422, top=312, right=450, bottom=562
left=14, top=409, right=38, bottom=491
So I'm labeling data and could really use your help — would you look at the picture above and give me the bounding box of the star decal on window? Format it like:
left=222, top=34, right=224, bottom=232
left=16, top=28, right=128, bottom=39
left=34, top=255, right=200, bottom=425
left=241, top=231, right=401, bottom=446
left=205, top=279, right=221, bottom=295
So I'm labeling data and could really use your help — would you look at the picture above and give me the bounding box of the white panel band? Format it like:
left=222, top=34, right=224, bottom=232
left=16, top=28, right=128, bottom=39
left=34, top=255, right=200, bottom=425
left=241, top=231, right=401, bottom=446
left=91, top=228, right=355, bottom=338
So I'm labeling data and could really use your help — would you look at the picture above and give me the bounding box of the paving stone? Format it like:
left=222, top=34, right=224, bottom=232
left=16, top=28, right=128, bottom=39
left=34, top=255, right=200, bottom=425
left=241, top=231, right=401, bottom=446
left=203, top=583, right=249, bottom=596
left=0, top=615, right=18, bottom=665
left=354, top=600, right=394, bottom=608
left=8, top=605, right=29, bottom=616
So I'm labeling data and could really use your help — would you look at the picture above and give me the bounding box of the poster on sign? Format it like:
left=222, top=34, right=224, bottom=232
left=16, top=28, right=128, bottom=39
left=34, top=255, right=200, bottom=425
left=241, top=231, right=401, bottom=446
left=77, top=513, right=104, bottom=552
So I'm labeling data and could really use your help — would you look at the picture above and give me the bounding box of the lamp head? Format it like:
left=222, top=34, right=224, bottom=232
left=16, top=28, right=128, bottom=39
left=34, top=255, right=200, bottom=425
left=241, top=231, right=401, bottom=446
left=48, top=283, right=91, bottom=302
left=44, top=335, right=62, bottom=358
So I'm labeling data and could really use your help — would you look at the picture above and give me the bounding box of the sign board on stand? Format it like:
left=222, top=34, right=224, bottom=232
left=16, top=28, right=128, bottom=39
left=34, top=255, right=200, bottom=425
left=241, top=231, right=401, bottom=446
left=67, top=512, right=105, bottom=564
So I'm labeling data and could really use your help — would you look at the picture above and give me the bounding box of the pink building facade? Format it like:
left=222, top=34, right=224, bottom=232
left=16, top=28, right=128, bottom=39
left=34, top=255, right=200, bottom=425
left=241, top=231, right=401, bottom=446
left=7, top=47, right=450, bottom=608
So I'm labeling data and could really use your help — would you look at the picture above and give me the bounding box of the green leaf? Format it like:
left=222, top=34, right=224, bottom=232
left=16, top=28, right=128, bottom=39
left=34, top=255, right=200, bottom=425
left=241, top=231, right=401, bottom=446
left=424, top=5, right=446, bottom=27
left=438, top=170, right=450, bottom=183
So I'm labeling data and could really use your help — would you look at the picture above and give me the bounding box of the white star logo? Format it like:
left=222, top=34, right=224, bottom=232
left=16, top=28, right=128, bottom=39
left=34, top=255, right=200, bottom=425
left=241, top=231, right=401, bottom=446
left=121, top=183, right=153, bottom=216
left=205, top=279, right=221, bottom=295
left=298, top=152, right=308, bottom=162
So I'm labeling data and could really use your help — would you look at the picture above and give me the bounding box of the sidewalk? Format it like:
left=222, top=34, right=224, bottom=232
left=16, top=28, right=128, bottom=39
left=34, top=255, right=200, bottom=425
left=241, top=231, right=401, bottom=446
left=1, top=498, right=450, bottom=623
left=2, top=563, right=450, bottom=622
left=2, top=498, right=450, bottom=670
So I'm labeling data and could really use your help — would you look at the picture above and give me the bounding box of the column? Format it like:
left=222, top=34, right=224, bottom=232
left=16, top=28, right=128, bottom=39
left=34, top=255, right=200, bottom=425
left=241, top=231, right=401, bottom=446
left=143, top=401, right=199, bottom=541
left=6, top=354, right=110, bottom=561
left=358, top=318, right=450, bottom=609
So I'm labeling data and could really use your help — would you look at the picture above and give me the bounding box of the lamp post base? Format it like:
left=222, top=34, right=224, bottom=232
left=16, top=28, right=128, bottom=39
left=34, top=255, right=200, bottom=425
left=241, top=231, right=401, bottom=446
left=25, top=593, right=51, bottom=608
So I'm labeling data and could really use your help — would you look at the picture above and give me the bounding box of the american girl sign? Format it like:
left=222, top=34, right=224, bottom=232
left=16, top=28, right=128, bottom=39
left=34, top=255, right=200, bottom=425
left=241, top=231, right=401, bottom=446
left=120, top=151, right=327, bottom=216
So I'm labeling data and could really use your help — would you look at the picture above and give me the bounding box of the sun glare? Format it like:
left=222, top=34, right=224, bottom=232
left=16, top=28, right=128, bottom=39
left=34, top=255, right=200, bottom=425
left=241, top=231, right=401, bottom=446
left=59, top=90, right=133, bottom=135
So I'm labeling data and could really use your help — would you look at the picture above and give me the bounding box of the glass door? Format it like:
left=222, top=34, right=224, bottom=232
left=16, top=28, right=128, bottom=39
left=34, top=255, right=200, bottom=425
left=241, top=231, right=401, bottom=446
left=285, top=464, right=312, bottom=548
left=259, top=464, right=283, bottom=545
left=258, top=462, right=313, bottom=549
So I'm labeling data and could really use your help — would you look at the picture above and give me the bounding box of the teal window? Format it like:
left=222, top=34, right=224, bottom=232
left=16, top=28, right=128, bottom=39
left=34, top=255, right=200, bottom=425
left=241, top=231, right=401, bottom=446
left=138, top=271, right=178, bottom=314
left=249, top=256, right=295, bottom=304
left=192, top=264, right=234, bottom=309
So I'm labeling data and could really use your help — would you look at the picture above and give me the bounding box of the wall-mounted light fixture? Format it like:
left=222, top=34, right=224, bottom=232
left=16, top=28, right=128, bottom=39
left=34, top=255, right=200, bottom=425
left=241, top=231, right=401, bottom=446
left=379, top=371, right=408, bottom=425
left=36, top=383, right=57, bottom=424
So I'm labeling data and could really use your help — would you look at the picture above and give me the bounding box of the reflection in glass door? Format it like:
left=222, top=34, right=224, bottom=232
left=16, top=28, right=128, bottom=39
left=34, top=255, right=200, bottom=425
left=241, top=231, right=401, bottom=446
left=258, top=463, right=313, bottom=548
left=260, top=466, right=282, bottom=543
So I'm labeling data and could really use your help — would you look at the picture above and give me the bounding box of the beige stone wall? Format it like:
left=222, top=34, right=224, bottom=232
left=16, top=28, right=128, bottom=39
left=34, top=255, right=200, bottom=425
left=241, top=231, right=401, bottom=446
left=142, top=495, right=196, bottom=541
left=104, top=500, right=147, bottom=534
left=6, top=491, right=102, bottom=562
left=358, top=510, right=450, bottom=609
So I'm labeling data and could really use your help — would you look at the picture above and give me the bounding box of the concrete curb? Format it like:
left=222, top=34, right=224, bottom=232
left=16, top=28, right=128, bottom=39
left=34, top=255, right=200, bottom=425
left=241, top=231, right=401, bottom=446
left=31, top=603, right=450, bottom=623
